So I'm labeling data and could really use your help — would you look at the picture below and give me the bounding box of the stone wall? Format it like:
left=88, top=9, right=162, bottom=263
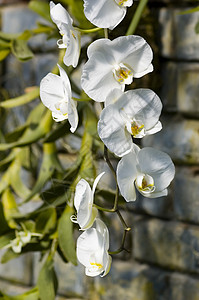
left=1, top=0, right=199, bottom=299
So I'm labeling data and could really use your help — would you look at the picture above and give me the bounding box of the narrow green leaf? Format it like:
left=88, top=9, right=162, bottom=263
left=2, top=189, right=19, bottom=228
left=11, top=39, right=34, bottom=61
left=0, top=49, right=10, bottom=61
left=195, top=21, right=199, bottom=33
left=2, top=287, right=39, bottom=300
left=0, top=109, right=52, bottom=151
left=0, top=151, right=15, bottom=171
left=58, top=205, right=77, bottom=265
left=36, top=207, right=57, bottom=235
left=0, top=31, right=20, bottom=40
left=5, top=125, right=27, bottom=143
left=37, top=255, right=57, bottom=300
left=0, top=202, right=10, bottom=235
left=0, top=231, right=15, bottom=249
left=1, top=248, right=20, bottom=264
left=0, top=87, right=39, bottom=109
left=43, top=121, right=70, bottom=143
left=29, top=0, right=52, bottom=23
left=0, top=38, right=11, bottom=48
left=9, top=159, right=32, bottom=199
left=179, top=6, right=199, bottom=15
left=23, top=143, right=62, bottom=203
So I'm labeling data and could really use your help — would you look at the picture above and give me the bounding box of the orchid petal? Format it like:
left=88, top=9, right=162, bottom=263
left=138, top=147, right=175, bottom=193
left=81, top=36, right=153, bottom=102
left=92, top=172, right=105, bottom=197
left=98, top=103, right=133, bottom=157
left=50, top=1, right=73, bottom=28
left=40, top=73, right=65, bottom=112
left=117, top=151, right=138, bottom=202
left=83, top=0, right=128, bottom=30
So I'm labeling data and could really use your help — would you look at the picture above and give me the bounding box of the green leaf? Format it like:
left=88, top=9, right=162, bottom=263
left=8, top=159, right=32, bottom=199
left=11, top=39, right=34, bottom=61
left=2, top=189, right=19, bottom=228
left=0, top=87, right=39, bottom=109
left=36, top=207, right=57, bottom=235
left=29, top=0, right=52, bottom=23
left=5, top=125, right=27, bottom=143
left=43, top=121, right=70, bottom=143
left=195, top=21, right=199, bottom=33
left=180, top=6, right=199, bottom=15
left=37, top=255, right=57, bottom=300
left=0, top=108, right=52, bottom=151
left=58, top=205, right=77, bottom=265
left=0, top=31, right=20, bottom=40
left=1, top=248, right=20, bottom=264
left=0, top=38, right=11, bottom=48
left=0, top=49, right=10, bottom=61
left=0, top=287, right=39, bottom=300
left=0, top=202, right=10, bottom=235
left=23, top=143, right=62, bottom=203
left=0, top=231, right=15, bottom=249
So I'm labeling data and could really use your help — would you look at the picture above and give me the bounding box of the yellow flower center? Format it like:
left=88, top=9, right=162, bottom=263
left=115, top=0, right=128, bottom=6
left=131, top=121, right=144, bottom=137
left=90, top=262, right=103, bottom=269
left=136, top=174, right=156, bottom=194
left=113, top=63, right=133, bottom=85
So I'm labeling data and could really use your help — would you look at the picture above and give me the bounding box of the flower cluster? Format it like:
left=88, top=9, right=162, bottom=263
left=39, top=1, right=175, bottom=277
left=71, top=173, right=111, bottom=277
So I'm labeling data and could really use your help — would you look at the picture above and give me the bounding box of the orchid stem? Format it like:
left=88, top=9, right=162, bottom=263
left=126, top=0, right=148, bottom=35
left=108, top=229, right=129, bottom=255
left=104, top=146, right=116, bottom=181
left=72, top=97, right=91, bottom=102
left=104, top=28, right=108, bottom=39
left=76, top=27, right=102, bottom=33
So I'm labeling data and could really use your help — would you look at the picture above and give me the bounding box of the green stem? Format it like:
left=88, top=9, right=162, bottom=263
left=108, top=229, right=128, bottom=255
left=104, top=28, right=108, bottom=39
left=116, top=210, right=131, bottom=231
left=75, top=27, right=102, bottom=33
left=104, top=146, right=116, bottom=181
left=0, top=87, right=40, bottom=108
left=72, top=97, right=91, bottom=102
left=126, top=0, right=148, bottom=35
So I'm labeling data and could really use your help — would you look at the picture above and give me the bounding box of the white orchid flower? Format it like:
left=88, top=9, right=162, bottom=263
left=81, top=35, right=153, bottom=103
left=50, top=1, right=81, bottom=67
left=117, top=145, right=175, bottom=201
left=40, top=64, right=78, bottom=133
left=83, top=0, right=133, bottom=30
left=98, top=89, right=162, bottom=157
left=10, top=231, right=31, bottom=253
left=71, top=172, right=105, bottom=230
left=77, top=218, right=112, bottom=277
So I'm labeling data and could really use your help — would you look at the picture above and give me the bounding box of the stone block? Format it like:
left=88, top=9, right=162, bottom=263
left=133, top=218, right=199, bottom=274
left=142, top=116, right=199, bottom=164
left=2, top=53, right=58, bottom=133
left=161, top=62, right=199, bottom=117
left=0, top=4, right=57, bottom=52
left=0, top=280, right=31, bottom=296
left=93, top=259, right=199, bottom=300
left=173, top=166, right=199, bottom=223
left=126, top=185, right=174, bottom=219
left=0, top=250, right=32, bottom=285
left=158, top=7, right=199, bottom=60
left=4, top=52, right=58, bottom=96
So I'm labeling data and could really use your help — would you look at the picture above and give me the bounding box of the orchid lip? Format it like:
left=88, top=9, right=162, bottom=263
left=112, top=63, right=133, bottom=85
left=115, top=0, right=129, bottom=7
left=135, top=174, right=156, bottom=194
